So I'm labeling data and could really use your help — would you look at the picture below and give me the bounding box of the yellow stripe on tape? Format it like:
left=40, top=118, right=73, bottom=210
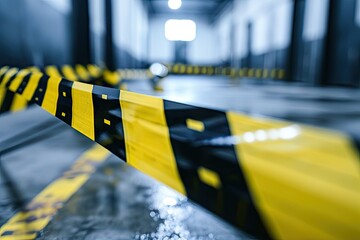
left=8, top=70, right=30, bottom=92
left=226, top=112, right=360, bottom=239
left=0, top=66, right=10, bottom=77
left=75, top=64, right=90, bottom=81
left=62, top=65, right=78, bottom=81
left=278, top=69, right=285, bottom=79
left=0, top=144, right=110, bottom=240
left=71, top=82, right=95, bottom=140
left=25, top=66, right=41, bottom=73
left=10, top=94, right=28, bottom=112
left=120, top=91, right=186, bottom=194
left=41, top=76, right=61, bottom=116
left=0, top=87, right=6, bottom=108
left=45, top=66, right=62, bottom=79
left=194, top=66, right=200, bottom=74
left=0, top=68, right=18, bottom=88
left=103, top=70, right=121, bottom=86
left=87, top=64, right=102, bottom=78
left=21, top=72, right=43, bottom=101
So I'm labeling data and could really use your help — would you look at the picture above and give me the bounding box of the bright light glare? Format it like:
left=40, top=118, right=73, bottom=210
left=165, top=19, right=196, bottom=41
left=150, top=63, right=168, bottom=77
left=168, top=0, right=182, bottom=10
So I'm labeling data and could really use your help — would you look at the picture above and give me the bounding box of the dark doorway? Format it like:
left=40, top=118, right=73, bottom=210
left=323, top=0, right=360, bottom=86
left=289, top=0, right=306, bottom=82
left=245, top=22, right=253, bottom=68
left=174, top=41, right=187, bottom=64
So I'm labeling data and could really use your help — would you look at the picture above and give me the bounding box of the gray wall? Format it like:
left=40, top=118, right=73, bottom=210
left=0, top=0, right=73, bottom=68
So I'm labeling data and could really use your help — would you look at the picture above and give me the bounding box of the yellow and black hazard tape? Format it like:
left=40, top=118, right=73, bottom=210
left=0, top=64, right=125, bottom=115
left=0, top=144, right=110, bottom=239
left=0, top=66, right=360, bottom=239
left=0, top=67, right=30, bottom=114
left=166, top=64, right=286, bottom=79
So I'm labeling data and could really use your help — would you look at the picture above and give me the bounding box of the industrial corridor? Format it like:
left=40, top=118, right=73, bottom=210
left=0, top=0, right=360, bottom=239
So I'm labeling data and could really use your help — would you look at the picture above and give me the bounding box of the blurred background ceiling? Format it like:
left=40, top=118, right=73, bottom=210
left=145, top=0, right=232, bottom=17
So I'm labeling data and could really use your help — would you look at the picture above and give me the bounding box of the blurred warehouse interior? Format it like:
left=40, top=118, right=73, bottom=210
left=0, top=0, right=359, bottom=86
left=1, top=1, right=360, bottom=239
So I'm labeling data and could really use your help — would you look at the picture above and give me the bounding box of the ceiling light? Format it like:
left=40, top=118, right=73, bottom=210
left=168, top=0, right=182, bottom=10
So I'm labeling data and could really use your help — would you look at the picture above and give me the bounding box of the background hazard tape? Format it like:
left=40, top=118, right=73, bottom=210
left=165, top=63, right=286, bottom=79
left=0, top=66, right=359, bottom=239
left=0, top=63, right=284, bottom=116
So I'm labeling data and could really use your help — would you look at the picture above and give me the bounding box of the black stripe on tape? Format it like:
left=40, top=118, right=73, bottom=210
left=0, top=90, right=15, bottom=113
left=55, top=79, right=73, bottom=125
left=15, top=73, right=32, bottom=94
left=92, top=85, right=126, bottom=160
left=163, top=100, right=271, bottom=239
left=4, top=71, right=18, bottom=88
left=30, top=75, right=49, bottom=105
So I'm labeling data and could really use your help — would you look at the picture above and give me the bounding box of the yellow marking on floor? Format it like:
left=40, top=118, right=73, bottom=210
left=101, top=94, right=108, bottom=100
left=62, top=92, right=66, bottom=97
left=120, top=90, right=186, bottom=194
left=227, top=112, right=360, bottom=239
left=41, top=76, right=61, bottom=116
left=71, top=82, right=95, bottom=140
left=186, top=119, right=205, bottom=132
left=61, top=112, right=66, bottom=117
left=198, top=167, right=222, bottom=189
left=0, top=144, right=110, bottom=240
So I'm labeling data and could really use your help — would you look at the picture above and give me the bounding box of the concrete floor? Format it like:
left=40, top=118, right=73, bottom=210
left=1, top=76, right=360, bottom=239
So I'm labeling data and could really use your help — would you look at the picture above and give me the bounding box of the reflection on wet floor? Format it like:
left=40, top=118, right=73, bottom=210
left=40, top=158, right=246, bottom=240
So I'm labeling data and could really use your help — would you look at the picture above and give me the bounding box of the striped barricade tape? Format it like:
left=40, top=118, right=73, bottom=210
left=166, top=64, right=287, bottom=79
left=0, top=64, right=123, bottom=115
left=0, top=66, right=359, bottom=239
